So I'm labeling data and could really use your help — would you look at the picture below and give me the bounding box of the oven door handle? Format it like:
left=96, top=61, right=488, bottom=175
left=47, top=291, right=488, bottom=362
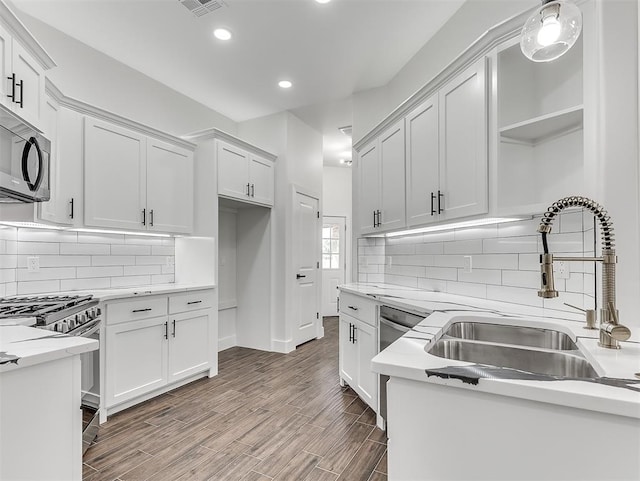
left=379, top=317, right=412, bottom=333
left=69, top=318, right=101, bottom=337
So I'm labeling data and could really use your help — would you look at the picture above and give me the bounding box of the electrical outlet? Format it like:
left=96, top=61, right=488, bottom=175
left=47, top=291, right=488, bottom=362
left=27, top=256, right=40, bottom=272
left=386, top=256, right=393, bottom=267
left=166, top=256, right=175, bottom=268
left=555, top=260, right=570, bottom=279
left=463, top=256, right=473, bottom=273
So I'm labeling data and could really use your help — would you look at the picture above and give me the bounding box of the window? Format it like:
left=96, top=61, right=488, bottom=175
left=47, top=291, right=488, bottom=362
left=322, top=223, right=340, bottom=269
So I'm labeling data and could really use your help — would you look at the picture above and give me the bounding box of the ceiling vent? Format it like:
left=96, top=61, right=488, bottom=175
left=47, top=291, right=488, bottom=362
left=179, top=0, right=227, bottom=18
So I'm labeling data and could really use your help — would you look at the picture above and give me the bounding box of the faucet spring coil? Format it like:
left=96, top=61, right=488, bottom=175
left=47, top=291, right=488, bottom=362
left=539, top=195, right=615, bottom=250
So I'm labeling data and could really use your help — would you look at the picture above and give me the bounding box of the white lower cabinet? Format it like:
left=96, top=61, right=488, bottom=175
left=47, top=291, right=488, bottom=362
left=105, top=316, right=169, bottom=407
left=339, top=311, right=378, bottom=411
left=104, top=290, right=215, bottom=412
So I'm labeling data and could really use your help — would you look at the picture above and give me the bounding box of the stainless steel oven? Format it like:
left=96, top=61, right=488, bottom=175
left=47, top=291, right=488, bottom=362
left=0, top=295, right=102, bottom=452
left=379, top=305, right=429, bottom=424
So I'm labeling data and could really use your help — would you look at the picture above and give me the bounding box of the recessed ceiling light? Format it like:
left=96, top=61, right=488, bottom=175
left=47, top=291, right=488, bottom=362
left=213, top=28, right=232, bottom=41
left=278, top=80, right=293, bottom=89
left=315, top=0, right=331, bottom=3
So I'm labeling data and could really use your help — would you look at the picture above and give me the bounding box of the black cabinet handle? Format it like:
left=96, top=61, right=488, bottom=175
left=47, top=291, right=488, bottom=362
left=377, top=210, right=382, bottom=227
left=149, top=209, right=154, bottom=227
left=296, top=274, right=306, bottom=279
left=142, top=208, right=146, bottom=226
left=247, top=183, right=251, bottom=196
left=349, top=323, right=353, bottom=342
left=16, top=79, right=23, bottom=108
left=7, top=74, right=15, bottom=102
left=348, top=305, right=358, bottom=311
left=164, top=321, right=168, bottom=340
left=132, top=308, right=152, bottom=313
left=69, top=198, right=74, bottom=219
left=251, top=184, right=255, bottom=197
left=172, top=319, right=176, bottom=338
left=187, top=300, right=202, bottom=305
left=352, top=325, right=357, bottom=343
left=431, top=192, right=436, bottom=216
left=438, top=190, right=444, bottom=214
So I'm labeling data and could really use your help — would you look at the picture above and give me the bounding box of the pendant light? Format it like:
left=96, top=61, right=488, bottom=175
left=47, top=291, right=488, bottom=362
left=520, top=0, right=582, bottom=62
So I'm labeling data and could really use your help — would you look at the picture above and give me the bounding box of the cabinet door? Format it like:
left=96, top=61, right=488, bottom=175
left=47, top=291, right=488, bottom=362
left=217, top=141, right=250, bottom=201
left=406, top=95, right=440, bottom=227
left=248, top=155, right=274, bottom=206
left=37, top=95, right=62, bottom=224
left=11, top=40, right=44, bottom=128
left=105, top=317, right=169, bottom=407
left=355, top=319, right=378, bottom=411
left=167, top=310, right=210, bottom=383
left=439, top=58, right=488, bottom=221
left=339, top=315, right=357, bottom=387
left=358, top=140, right=380, bottom=234
left=0, top=25, right=12, bottom=111
left=84, top=117, right=147, bottom=230
left=146, top=139, right=194, bottom=234
left=379, top=119, right=406, bottom=231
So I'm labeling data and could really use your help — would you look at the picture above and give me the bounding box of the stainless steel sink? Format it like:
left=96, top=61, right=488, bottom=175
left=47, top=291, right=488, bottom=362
left=444, top=321, right=579, bottom=350
left=427, top=339, right=598, bottom=378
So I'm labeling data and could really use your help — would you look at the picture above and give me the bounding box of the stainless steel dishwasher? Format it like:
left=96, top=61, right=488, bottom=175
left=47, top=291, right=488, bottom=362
left=379, top=305, right=429, bottom=423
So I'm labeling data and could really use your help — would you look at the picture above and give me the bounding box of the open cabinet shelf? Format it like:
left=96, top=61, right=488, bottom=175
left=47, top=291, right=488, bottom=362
left=500, top=105, right=584, bottom=145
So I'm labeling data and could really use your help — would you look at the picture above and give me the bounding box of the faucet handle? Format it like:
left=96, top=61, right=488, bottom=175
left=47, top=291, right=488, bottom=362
left=602, top=323, right=631, bottom=342
left=564, top=303, right=597, bottom=330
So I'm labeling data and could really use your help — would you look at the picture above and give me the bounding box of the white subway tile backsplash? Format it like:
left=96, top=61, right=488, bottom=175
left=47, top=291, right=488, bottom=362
left=136, top=255, right=172, bottom=266
left=17, top=267, right=77, bottom=282
left=17, top=280, right=61, bottom=295
left=151, top=245, right=175, bottom=256
left=357, top=210, right=594, bottom=311
left=124, top=265, right=162, bottom=276
left=110, top=275, right=152, bottom=288
left=17, top=229, right=77, bottom=243
left=0, top=269, right=16, bottom=283
left=77, top=232, right=125, bottom=244
left=77, top=266, right=124, bottom=278
left=124, top=235, right=164, bottom=246
left=61, top=278, right=111, bottom=291
left=60, top=243, right=110, bottom=255
left=111, top=244, right=152, bottom=256
left=17, top=242, right=60, bottom=255
left=152, top=274, right=174, bottom=284
left=17, top=255, right=91, bottom=268
left=0, top=255, right=17, bottom=269
left=92, top=256, right=136, bottom=266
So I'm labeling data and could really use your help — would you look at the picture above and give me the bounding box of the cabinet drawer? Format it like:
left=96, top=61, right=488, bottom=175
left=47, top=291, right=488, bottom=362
left=106, top=296, right=168, bottom=325
left=169, top=291, right=213, bottom=314
left=339, top=291, right=378, bottom=326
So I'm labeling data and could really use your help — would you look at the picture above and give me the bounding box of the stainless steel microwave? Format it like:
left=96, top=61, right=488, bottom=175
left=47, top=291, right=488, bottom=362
left=0, top=106, right=50, bottom=203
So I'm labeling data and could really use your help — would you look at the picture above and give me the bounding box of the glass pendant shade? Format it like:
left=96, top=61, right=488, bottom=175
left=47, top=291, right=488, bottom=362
left=520, top=0, right=582, bottom=62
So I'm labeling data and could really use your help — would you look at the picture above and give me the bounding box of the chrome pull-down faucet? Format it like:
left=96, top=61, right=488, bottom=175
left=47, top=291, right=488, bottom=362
left=537, top=196, right=631, bottom=349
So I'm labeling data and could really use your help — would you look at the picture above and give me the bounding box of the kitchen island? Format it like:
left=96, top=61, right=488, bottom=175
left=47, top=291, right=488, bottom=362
left=0, top=325, right=98, bottom=481
left=340, top=283, right=640, bottom=481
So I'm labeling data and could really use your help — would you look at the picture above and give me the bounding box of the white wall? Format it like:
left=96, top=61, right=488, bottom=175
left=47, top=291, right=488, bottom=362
left=352, top=0, right=536, bottom=142
left=17, top=13, right=237, bottom=137
left=217, top=208, right=238, bottom=350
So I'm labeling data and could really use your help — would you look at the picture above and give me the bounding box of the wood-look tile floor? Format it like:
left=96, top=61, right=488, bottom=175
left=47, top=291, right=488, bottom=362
left=84, top=317, right=387, bottom=481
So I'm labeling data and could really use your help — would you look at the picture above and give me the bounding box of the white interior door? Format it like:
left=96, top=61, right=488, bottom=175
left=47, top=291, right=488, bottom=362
left=321, top=216, right=346, bottom=316
left=294, top=191, right=320, bottom=346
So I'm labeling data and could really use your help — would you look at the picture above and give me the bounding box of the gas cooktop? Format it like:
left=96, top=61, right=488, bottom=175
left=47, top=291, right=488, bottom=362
left=0, top=295, right=99, bottom=327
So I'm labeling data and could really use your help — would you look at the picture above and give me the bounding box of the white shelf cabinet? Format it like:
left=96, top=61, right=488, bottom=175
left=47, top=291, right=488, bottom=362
left=495, top=34, right=585, bottom=215
left=217, top=140, right=274, bottom=207
left=104, top=290, right=216, bottom=411
left=84, top=117, right=194, bottom=234
left=357, top=119, right=406, bottom=234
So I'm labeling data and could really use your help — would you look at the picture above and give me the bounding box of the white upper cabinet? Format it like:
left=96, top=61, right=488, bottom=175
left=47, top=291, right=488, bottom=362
left=406, top=94, right=440, bottom=227
left=217, top=139, right=274, bottom=207
left=249, top=154, right=274, bottom=206
left=0, top=4, right=54, bottom=130
left=84, top=117, right=147, bottom=231
left=358, top=140, right=379, bottom=233
left=146, top=139, right=194, bottom=234
left=357, top=120, right=405, bottom=234
left=38, top=103, right=83, bottom=226
left=438, top=57, right=488, bottom=221
left=379, top=120, right=406, bottom=231
left=84, top=117, right=194, bottom=233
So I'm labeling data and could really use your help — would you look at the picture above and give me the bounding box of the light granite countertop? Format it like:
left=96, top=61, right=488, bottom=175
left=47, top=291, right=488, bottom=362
left=0, top=325, right=98, bottom=373
left=340, top=283, right=640, bottom=419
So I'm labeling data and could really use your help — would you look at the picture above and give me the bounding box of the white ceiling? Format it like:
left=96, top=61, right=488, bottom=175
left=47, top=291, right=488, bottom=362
left=11, top=0, right=466, bottom=165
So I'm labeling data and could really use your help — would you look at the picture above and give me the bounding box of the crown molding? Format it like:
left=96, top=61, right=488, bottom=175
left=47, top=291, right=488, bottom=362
left=45, top=78, right=196, bottom=151
left=183, top=127, right=277, bottom=162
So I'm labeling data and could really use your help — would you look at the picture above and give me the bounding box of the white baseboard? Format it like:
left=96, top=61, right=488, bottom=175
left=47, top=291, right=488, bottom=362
left=271, top=338, right=296, bottom=353
left=218, top=335, right=237, bottom=351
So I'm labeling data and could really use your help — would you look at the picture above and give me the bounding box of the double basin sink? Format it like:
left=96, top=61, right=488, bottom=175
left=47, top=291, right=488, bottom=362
left=427, top=320, right=599, bottom=379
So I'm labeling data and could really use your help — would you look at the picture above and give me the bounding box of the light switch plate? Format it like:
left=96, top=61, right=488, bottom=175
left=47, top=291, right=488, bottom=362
left=27, top=256, right=40, bottom=272
left=463, top=256, right=472, bottom=273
